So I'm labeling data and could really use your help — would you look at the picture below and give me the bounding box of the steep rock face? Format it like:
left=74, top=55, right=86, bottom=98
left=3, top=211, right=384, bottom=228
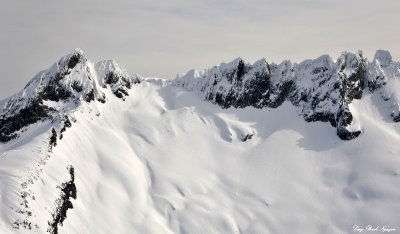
left=290, top=52, right=365, bottom=140
left=367, top=50, right=400, bottom=122
left=174, top=58, right=295, bottom=109
left=95, top=60, right=141, bottom=99
left=0, top=49, right=141, bottom=143
left=0, top=101, right=54, bottom=142
left=174, top=51, right=396, bottom=140
left=335, top=52, right=365, bottom=140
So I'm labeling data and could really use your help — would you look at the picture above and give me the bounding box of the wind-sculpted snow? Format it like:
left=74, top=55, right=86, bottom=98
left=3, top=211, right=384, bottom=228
left=174, top=50, right=400, bottom=140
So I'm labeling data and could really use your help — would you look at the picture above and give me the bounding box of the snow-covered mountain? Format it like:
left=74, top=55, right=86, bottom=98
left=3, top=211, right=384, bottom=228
left=0, top=49, right=400, bottom=234
left=174, top=50, right=400, bottom=140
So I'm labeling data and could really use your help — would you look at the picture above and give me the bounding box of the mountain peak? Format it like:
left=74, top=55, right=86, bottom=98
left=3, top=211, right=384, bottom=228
left=50, top=48, right=88, bottom=75
left=374, top=49, right=392, bottom=67
left=174, top=50, right=400, bottom=140
left=0, top=49, right=141, bottom=143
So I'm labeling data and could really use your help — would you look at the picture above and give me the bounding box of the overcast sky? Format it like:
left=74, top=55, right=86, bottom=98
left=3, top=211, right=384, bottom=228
left=1, top=0, right=399, bottom=99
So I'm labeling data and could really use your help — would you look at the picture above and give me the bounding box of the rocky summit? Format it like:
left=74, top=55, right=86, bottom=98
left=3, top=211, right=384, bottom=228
left=0, top=49, right=141, bottom=143
left=174, top=50, right=400, bottom=140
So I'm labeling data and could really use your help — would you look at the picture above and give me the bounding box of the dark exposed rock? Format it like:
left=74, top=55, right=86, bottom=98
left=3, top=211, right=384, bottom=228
left=268, top=80, right=295, bottom=108
left=392, top=113, right=400, bottom=122
left=198, top=60, right=296, bottom=111
left=366, top=50, right=400, bottom=123
left=59, top=117, right=72, bottom=140
left=175, top=52, right=368, bottom=140
left=241, top=134, right=254, bottom=142
left=0, top=49, right=140, bottom=144
left=0, top=101, right=54, bottom=143
left=337, top=125, right=361, bottom=140
left=204, top=59, right=282, bottom=109
left=367, top=77, right=386, bottom=92
left=85, top=89, right=95, bottom=103
left=336, top=105, right=361, bottom=140
left=367, top=50, right=393, bottom=93
left=97, top=94, right=107, bottom=104
left=39, top=50, right=87, bottom=102
left=235, top=59, right=246, bottom=80
left=39, top=83, right=73, bottom=102
left=48, top=166, right=77, bottom=234
left=105, top=72, right=119, bottom=85
left=114, top=88, right=129, bottom=99
left=71, top=81, right=84, bottom=93
left=67, top=52, right=81, bottom=69
left=49, top=128, right=57, bottom=149
left=0, top=51, right=85, bottom=143
left=346, top=64, right=365, bottom=100
left=304, top=112, right=337, bottom=127
left=103, top=71, right=139, bottom=99
left=334, top=53, right=365, bottom=139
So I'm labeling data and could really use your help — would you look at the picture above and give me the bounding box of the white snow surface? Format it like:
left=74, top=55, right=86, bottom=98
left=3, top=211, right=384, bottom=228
left=1, top=50, right=400, bottom=233
left=1, top=78, right=400, bottom=233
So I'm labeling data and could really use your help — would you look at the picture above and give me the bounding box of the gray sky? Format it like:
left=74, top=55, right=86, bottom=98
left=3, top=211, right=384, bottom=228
left=1, top=0, right=399, bottom=99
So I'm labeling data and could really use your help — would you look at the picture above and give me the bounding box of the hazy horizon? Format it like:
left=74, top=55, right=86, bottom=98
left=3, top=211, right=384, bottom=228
left=1, top=0, right=399, bottom=99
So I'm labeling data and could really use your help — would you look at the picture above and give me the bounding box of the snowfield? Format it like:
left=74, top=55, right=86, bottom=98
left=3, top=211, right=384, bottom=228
left=1, top=50, right=400, bottom=234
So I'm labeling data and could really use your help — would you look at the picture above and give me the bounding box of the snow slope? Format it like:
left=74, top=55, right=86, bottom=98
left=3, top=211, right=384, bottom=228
left=1, top=50, right=400, bottom=234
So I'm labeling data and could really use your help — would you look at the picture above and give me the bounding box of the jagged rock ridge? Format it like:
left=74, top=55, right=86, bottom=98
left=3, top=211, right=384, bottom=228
left=1, top=49, right=399, bottom=142
left=174, top=50, right=400, bottom=140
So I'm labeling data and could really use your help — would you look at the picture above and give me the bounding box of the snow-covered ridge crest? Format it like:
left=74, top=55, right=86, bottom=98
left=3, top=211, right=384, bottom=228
left=367, top=50, right=400, bottom=121
left=0, top=49, right=141, bottom=143
left=1, top=49, right=398, bottom=143
left=95, top=59, right=141, bottom=99
left=1, top=49, right=102, bottom=115
left=174, top=50, right=400, bottom=140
